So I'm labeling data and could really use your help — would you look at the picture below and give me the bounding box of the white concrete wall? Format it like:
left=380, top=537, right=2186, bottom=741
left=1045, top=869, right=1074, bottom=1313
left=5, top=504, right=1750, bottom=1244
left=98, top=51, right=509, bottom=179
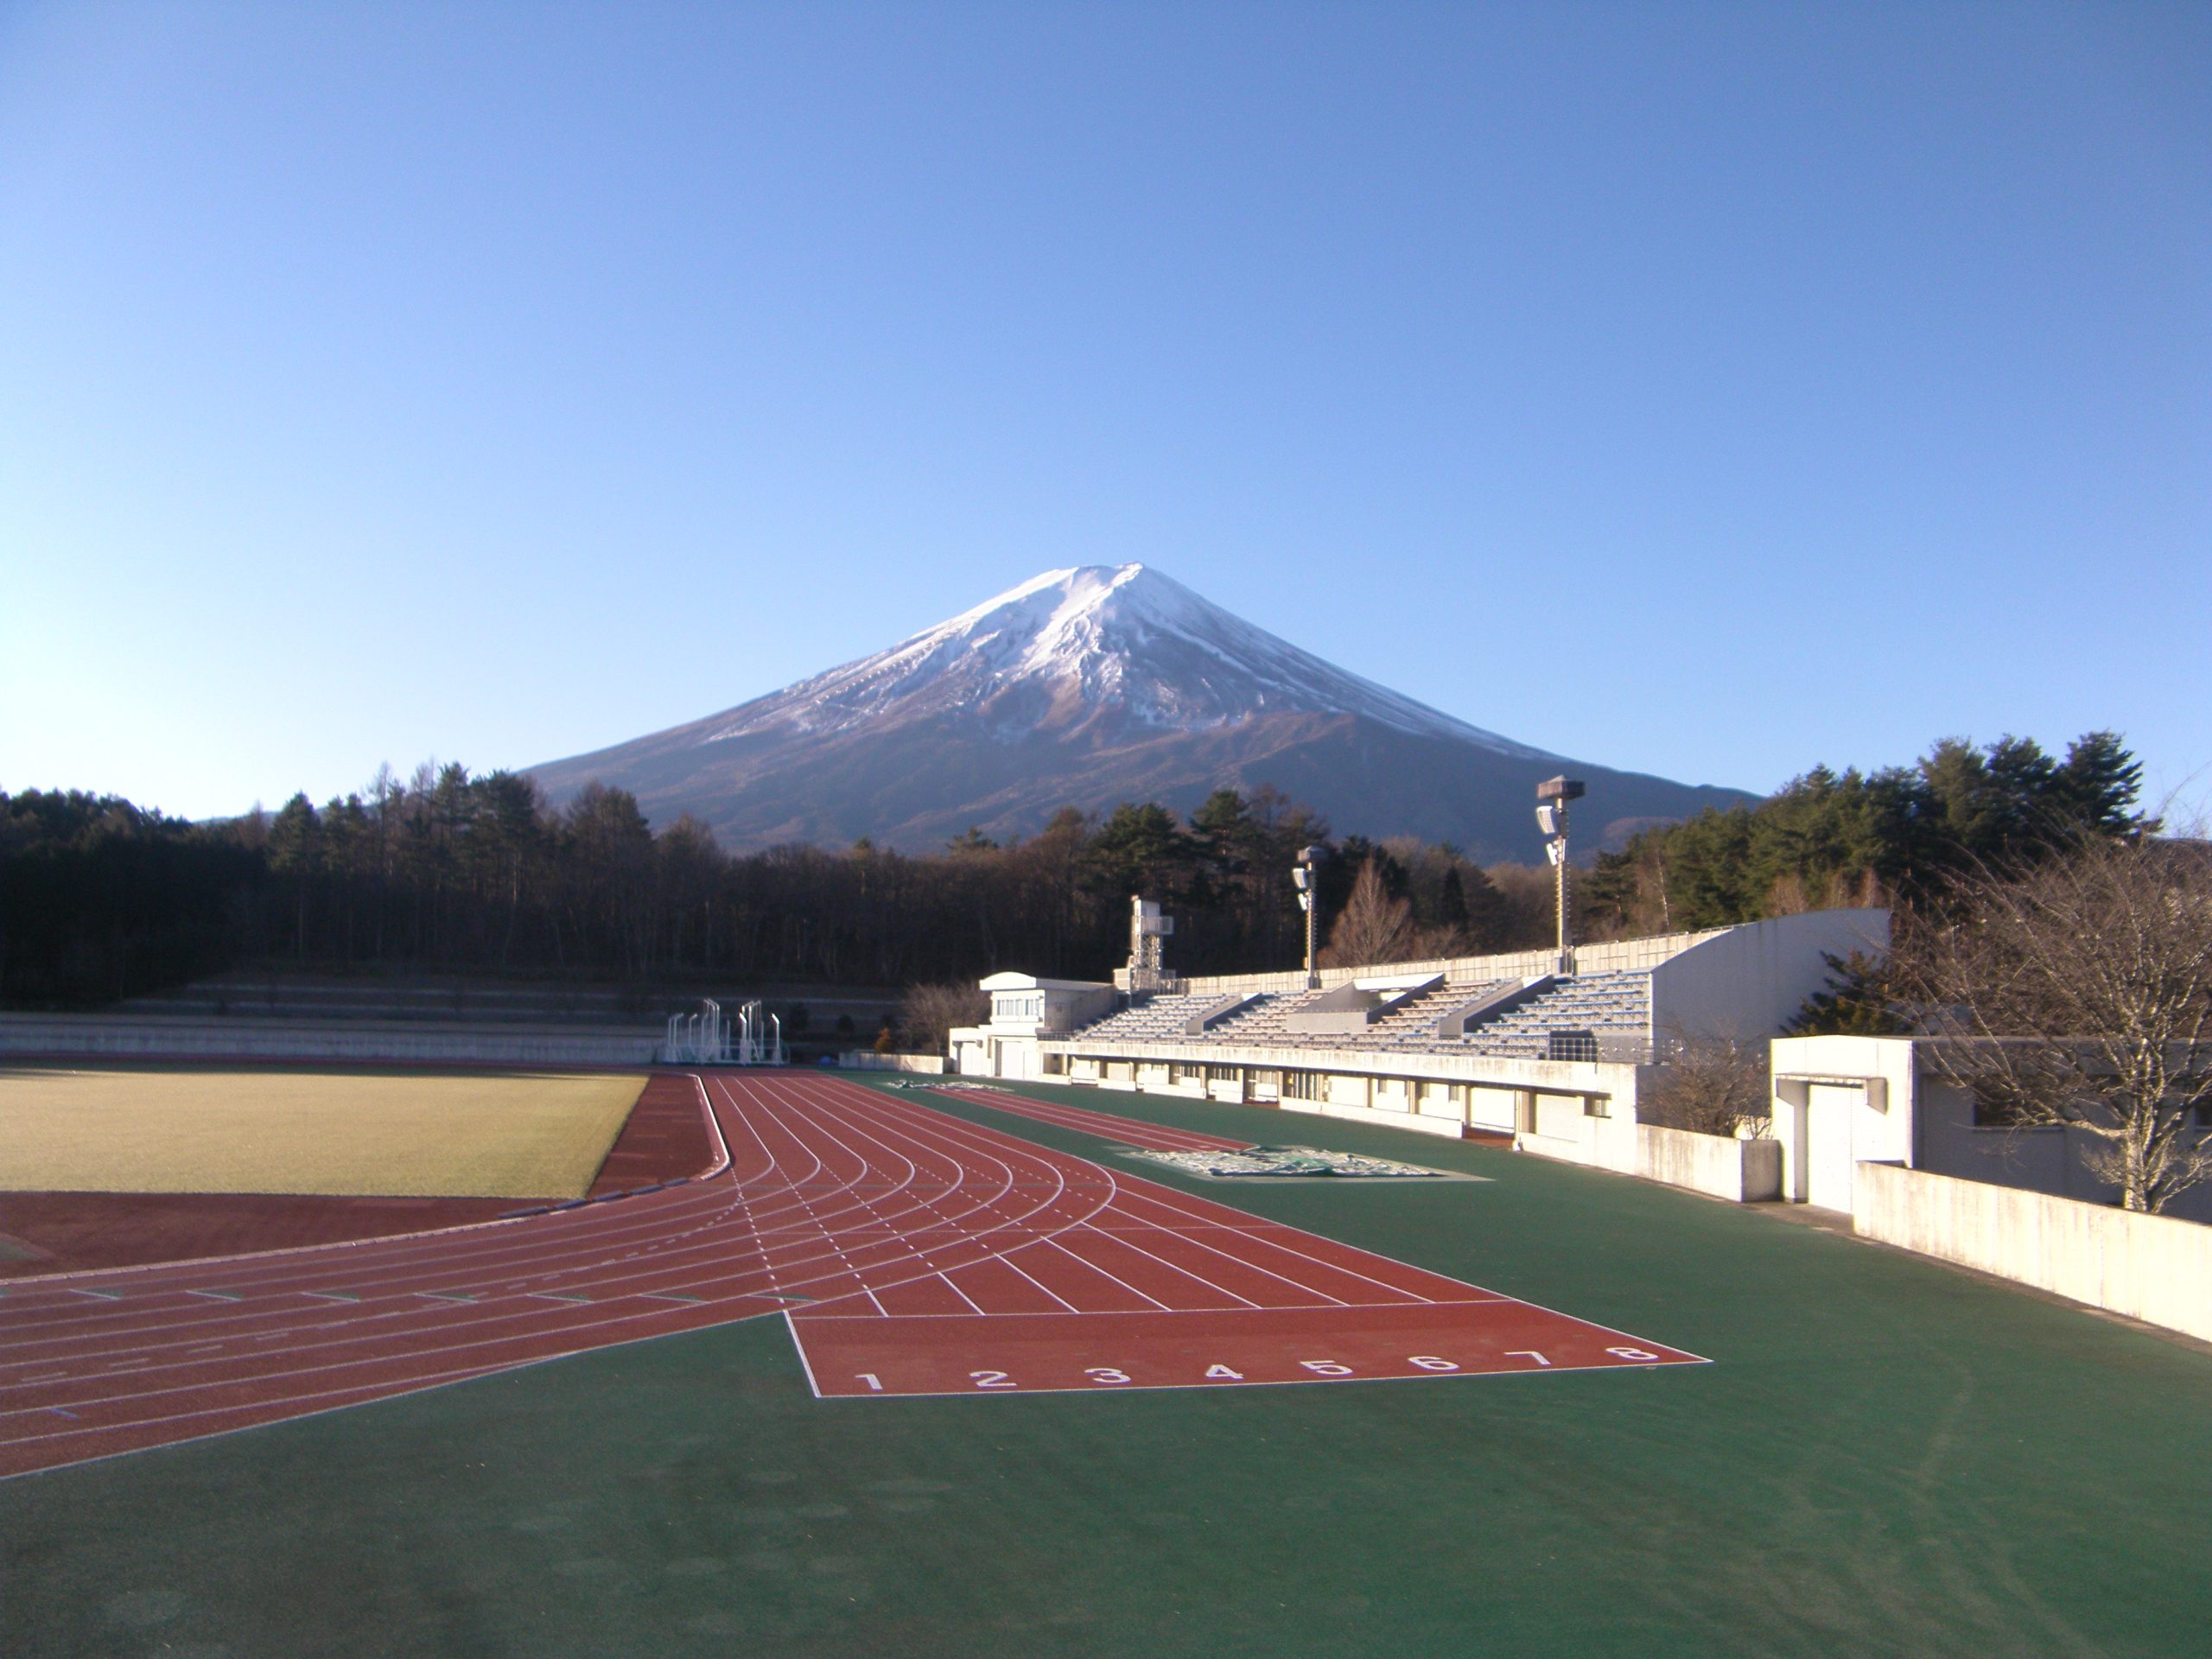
left=1464, top=1089, right=1517, bottom=1133
left=1514, top=1090, right=1640, bottom=1174
left=1853, top=1160, right=2212, bottom=1344
left=0, top=1014, right=658, bottom=1067
left=1913, top=1073, right=2212, bottom=1227
left=838, top=1052, right=947, bottom=1073
left=1278, top=1096, right=1466, bottom=1139
left=1173, top=925, right=1744, bottom=1000
left=1649, top=910, right=1890, bottom=1043
left=1769, top=1035, right=1917, bottom=1208
left=1636, top=1124, right=1783, bottom=1202
left=1768, top=1035, right=2212, bottom=1226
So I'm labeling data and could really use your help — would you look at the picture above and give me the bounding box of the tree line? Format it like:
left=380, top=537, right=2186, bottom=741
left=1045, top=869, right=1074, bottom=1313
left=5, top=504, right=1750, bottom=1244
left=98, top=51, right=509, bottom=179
left=0, top=767, right=1560, bottom=1008
left=2, top=728, right=2158, bottom=1013
left=1580, top=731, right=2151, bottom=936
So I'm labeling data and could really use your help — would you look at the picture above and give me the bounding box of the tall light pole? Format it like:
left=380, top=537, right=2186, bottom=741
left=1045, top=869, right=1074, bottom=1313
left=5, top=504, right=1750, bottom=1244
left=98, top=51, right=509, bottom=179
left=1292, top=844, right=1325, bottom=989
left=1536, top=777, right=1586, bottom=976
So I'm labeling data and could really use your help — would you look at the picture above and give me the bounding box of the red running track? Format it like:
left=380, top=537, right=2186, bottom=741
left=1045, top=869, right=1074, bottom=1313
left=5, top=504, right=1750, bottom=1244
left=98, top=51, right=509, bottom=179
left=924, top=1084, right=1254, bottom=1152
left=0, top=1074, right=1702, bottom=1478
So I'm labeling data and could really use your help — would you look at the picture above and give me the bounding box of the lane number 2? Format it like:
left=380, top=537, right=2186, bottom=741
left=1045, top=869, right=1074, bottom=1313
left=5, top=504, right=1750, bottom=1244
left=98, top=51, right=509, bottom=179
left=970, top=1370, right=1016, bottom=1389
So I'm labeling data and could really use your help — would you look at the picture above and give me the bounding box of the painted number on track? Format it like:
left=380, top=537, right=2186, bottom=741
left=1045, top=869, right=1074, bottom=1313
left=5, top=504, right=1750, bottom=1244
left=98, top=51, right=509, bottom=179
left=1300, top=1360, right=1354, bottom=1376
left=1084, top=1368, right=1131, bottom=1385
left=1205, top=1365, right=1244, bottom=1381
left=856, top=1373, right=884, bottom=1392
left=1408, top=1356, right=1459, bottom=1372
left=1606, top=1347, right=1661, bottom=1362
left=1505, top=1351, right=1551, bottom=1366
left=970, top=1370, right=1016, bottom=1389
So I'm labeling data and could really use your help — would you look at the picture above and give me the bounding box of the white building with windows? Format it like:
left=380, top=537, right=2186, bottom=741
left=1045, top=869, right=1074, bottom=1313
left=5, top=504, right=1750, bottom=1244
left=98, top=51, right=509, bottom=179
left=949, top=972, right=1119, bottom=1082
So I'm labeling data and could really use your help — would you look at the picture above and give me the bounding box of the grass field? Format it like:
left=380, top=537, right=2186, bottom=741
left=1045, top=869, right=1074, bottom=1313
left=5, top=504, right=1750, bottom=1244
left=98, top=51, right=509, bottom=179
left=0, top=1064, right=645, bottom=1199
left=3, top=1076, right=2208, bottom=1658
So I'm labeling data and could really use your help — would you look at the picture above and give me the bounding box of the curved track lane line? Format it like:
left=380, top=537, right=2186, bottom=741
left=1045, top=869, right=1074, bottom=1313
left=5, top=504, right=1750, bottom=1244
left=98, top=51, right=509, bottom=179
left=0, top=1071, right=1705, bottom=1477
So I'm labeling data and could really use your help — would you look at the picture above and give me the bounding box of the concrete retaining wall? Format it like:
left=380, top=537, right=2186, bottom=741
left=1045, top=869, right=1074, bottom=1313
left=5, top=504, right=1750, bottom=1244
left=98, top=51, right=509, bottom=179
left=0, top=1014, right=658, bottom=1068
left=1649, top=910, right=1890, bottom=1043
left=1637, top=1124, right=1782, bottom=1202
left=1510, top=1097, right=1641, bottom=1176
left=1853, top=1160, right=2212, bottom=1344
left=837, top=1052, right=948, bottom=1074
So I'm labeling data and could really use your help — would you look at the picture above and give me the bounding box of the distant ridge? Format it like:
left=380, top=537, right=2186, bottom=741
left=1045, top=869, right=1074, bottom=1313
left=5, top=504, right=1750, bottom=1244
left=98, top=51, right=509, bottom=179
left=529, top=564, right=1751, bottom=856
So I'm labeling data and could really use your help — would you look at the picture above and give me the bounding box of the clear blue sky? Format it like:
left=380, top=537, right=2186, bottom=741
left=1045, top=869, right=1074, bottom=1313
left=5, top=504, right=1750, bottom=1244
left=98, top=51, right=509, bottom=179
left=3, top=3, right=2207, bottom=823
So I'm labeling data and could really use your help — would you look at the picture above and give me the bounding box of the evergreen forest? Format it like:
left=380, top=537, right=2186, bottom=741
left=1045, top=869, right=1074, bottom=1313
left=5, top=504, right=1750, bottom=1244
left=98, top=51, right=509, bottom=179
left=1, top=731, right=2152, bottom=1009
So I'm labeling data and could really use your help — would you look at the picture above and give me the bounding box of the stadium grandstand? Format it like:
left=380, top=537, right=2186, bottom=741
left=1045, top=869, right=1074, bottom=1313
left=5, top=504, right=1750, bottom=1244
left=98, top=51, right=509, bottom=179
left=946, top=898, right=1888, bottom=1179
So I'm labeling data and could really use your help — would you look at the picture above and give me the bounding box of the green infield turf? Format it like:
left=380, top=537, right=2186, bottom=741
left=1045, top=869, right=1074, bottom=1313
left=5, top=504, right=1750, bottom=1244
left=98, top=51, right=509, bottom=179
left=3, top=1077, right=2207, bottom=1658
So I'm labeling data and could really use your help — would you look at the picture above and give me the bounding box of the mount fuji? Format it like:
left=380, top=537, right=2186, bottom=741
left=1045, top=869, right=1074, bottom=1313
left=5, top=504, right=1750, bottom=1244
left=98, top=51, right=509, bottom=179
left=529, top=565, right=1751, bottom=857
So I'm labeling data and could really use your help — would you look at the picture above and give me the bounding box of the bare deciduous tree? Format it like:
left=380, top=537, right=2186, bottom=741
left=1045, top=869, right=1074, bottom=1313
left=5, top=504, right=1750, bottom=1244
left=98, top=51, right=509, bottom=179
left=1900, top=839, right=2212, bottom=1213
left=1319, top=859, right=1417, bottom=967
left=898, top=982, right=988, bottom=1056
left=1641, top=1033, right=1771, bottom=1138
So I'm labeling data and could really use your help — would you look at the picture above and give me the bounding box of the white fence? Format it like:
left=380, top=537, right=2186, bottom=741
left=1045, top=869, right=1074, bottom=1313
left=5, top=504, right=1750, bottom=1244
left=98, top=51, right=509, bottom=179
left=1853, top=1160, right=2212, bottom=1344
left=0, top=1014, right=659, bottom=1069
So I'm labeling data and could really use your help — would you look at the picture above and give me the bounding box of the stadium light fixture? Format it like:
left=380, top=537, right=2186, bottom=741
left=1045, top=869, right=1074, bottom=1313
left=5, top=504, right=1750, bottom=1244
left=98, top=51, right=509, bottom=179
left=1295, top=844, right=1325, bottom=989
left=1535, top=777, right=1586, bottom=976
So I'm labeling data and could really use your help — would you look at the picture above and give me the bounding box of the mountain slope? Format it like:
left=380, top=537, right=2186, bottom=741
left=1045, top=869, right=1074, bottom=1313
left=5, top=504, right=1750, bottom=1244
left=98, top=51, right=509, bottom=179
left=529, top=564, right=1750, bottom=856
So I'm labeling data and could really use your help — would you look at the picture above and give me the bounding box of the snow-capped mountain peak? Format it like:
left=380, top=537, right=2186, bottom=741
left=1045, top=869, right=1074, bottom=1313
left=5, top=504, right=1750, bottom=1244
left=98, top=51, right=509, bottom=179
left=701, top=563, right=1541, bottom=753
left=527, top=563, right=1750, bottom=855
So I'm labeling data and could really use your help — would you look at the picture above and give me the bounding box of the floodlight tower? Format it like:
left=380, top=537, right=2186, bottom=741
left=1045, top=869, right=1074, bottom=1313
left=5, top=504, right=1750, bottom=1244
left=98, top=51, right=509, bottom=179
left=1535, top=777, right=1586, bottom=976
left=1292, top=844, right=1325, bottom=989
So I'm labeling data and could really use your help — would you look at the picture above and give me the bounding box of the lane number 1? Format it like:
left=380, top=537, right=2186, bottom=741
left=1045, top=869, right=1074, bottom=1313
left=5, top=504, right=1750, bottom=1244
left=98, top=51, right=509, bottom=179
left=855, top=1373, right=884, bottom=1391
